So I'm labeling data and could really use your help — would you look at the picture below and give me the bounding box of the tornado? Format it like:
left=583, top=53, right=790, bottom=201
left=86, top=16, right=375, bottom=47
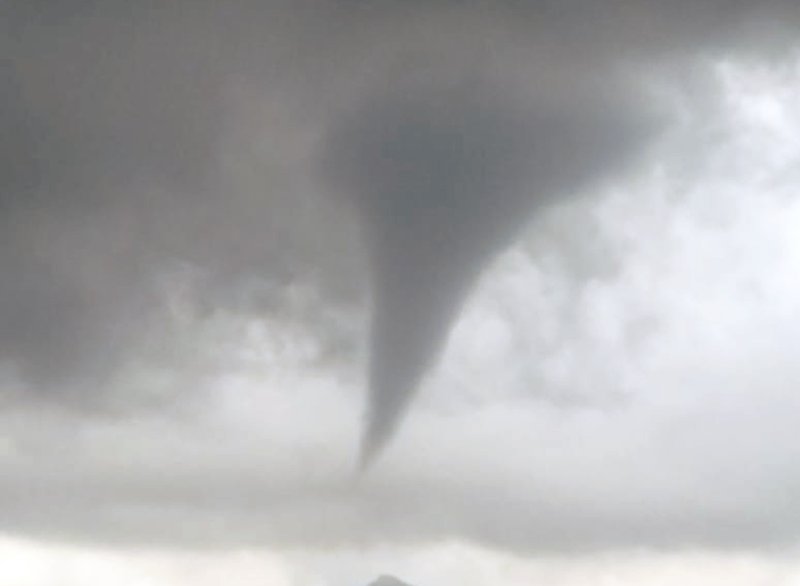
left=323, top=75, right=654, bottom=470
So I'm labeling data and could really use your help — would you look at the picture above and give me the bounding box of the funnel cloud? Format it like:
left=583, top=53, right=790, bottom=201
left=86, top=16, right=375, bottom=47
left=323, top=75, right=656, bottom=467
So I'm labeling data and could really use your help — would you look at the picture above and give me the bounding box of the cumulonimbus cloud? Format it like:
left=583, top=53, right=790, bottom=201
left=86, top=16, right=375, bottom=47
left=2, top=0, right=800, bottom=466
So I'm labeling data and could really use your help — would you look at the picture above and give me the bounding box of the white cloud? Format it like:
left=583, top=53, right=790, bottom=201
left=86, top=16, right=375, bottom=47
left=0, top=535, right=296, bottom=586
left=4, top=537, right=800, bottom=586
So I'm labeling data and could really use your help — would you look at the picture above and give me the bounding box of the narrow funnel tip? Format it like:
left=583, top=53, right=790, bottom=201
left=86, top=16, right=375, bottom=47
left=357, top=415, right=391, bottom=474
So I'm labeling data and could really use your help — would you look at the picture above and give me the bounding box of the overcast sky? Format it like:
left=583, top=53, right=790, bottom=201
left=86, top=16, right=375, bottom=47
left=3, top=1, right=800, bottom=584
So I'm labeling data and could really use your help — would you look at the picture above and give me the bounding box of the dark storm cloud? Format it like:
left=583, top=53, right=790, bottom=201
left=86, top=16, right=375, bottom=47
left=1, top=0, right=799, bottom=455
left=0, top=1, right=365, bottom=391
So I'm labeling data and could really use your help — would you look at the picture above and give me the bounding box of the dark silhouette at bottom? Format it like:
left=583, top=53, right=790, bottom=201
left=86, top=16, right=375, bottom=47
left=368, top=576, right=413, bottom=586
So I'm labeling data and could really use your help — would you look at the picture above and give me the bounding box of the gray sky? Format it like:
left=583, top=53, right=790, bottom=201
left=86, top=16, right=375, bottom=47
left=3, top=1, right=800, bottom=584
